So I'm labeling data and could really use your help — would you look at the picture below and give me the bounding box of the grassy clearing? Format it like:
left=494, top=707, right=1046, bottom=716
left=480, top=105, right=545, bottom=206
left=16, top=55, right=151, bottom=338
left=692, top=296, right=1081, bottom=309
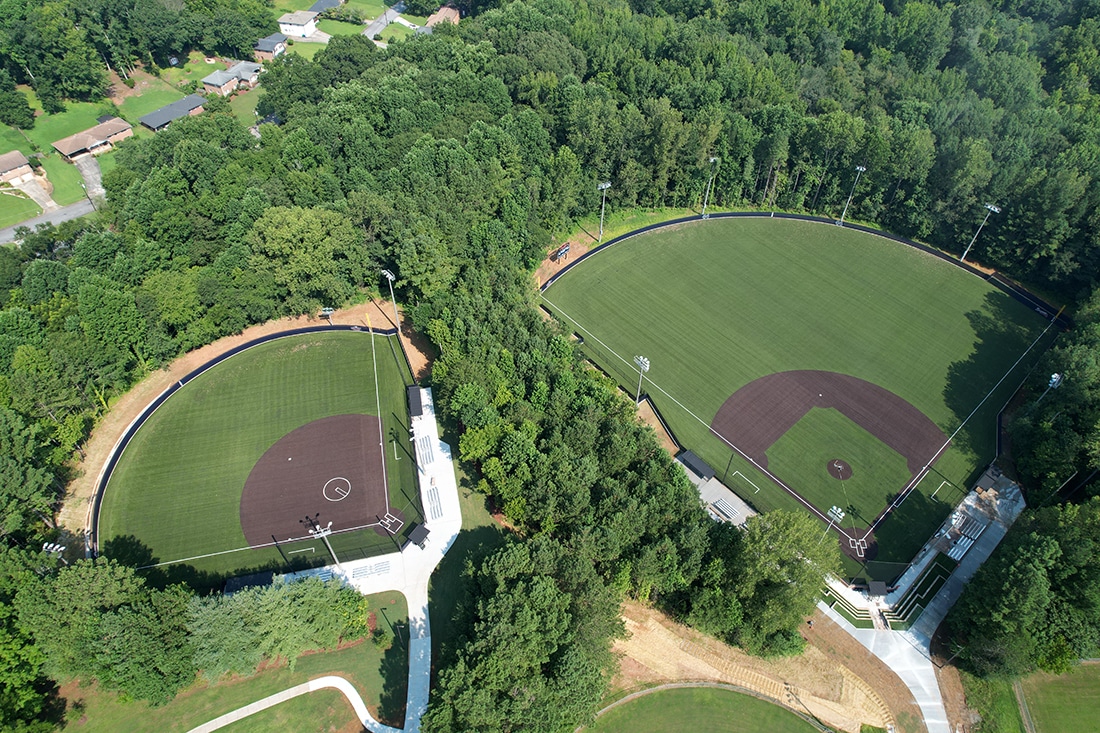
left=159, top=53, right=225, bottom=89
left=583, top=687, right=819, bottom=733
left=229, top=88, right=265, bottom=123
left=65, top=589, right=408, bottom=732
left=118, top=85, right=185, bottom=124
left=380, top=23, right=413, bottom=42
left=99, top=331, right=420, bottom=581
left=26, top=103, right=103, bottom=151
left=543, top=217, right=1050, bottom=574
left=767, top=407, right=912, bottom=528
left=959, top=672, right=1025, bottom=733
left=401, top=13, right=431, bottom=25
left=271, top=0, right=315, bottom=13
left=37, top=156, right=84, bottom=205
left=318, top=19, right=365, bottom=35
left=346, top=0, right=387, bottom=18
left=0, top=191, right=41, bottom=228
left=286, top=42, right=325, bottom=61
left=1021, top=664, right=1100, bottom=733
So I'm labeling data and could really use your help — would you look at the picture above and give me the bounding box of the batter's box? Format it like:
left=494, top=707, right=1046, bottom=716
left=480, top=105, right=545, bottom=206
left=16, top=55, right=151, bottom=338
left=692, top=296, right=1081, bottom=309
left=848, top=536, right=869, bottom=558
left=379, top=513, right=404, bottom=535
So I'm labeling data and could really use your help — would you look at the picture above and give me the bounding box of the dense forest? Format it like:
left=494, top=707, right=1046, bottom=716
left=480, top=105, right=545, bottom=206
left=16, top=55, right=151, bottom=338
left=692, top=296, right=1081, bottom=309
left=2, top=0, right=1100, bottom=729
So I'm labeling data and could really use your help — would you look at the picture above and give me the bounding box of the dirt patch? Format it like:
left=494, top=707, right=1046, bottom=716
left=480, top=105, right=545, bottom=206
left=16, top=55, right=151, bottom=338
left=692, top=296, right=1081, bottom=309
left=636, top=399, right=679, bottom=457
left=240, top=415, right=392, bottom=546
left=612, top=602, right=922, bottom=733
left=59, top=299, right=432, bottom=538
left=828, top=458, right=853, bottom=480
left=534, top=235, right=598, bottom=288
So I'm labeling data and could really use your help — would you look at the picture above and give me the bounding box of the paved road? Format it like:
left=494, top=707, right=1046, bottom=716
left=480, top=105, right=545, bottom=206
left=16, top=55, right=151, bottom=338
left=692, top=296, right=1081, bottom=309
left=0, top=199, right=95, bottom=243
left=363, top=2, right=406, bottom=38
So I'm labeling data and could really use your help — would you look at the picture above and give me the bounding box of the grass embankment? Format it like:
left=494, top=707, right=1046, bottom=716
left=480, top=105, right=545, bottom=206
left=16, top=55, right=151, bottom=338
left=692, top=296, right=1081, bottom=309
left=1021, top=663, right=1100, bottom=733
left=583, top=687, right=820, bottom=733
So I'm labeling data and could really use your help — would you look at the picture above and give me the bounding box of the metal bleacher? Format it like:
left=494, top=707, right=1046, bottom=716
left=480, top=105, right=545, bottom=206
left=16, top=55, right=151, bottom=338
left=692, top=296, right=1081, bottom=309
left=351, top=560, right=391, bottom=580
left=712, top=498, right=740, bottom=521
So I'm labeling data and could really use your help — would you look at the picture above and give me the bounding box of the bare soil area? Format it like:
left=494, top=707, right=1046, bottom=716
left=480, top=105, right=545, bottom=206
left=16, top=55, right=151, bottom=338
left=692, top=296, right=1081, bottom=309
left=59, top=300, right=432, bottom=538
left=612, top=603, right=926, bottom=733
left=636, top=399, right=679, bottom=457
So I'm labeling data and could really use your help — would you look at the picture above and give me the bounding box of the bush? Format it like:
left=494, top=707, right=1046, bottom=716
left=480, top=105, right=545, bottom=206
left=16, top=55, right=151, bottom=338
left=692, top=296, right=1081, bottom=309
left=371, top=626, right=393, bottom=650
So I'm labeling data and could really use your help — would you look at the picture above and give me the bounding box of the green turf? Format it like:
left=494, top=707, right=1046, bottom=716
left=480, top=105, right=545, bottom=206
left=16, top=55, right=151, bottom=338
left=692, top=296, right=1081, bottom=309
left=317, top=19, right=366, bottom=35
left=584, top=687, right=819, bottom=733
left=159, top=54, right=225, bottom=89
left=543, top=217, right=1052, bottom=576
left=229, top=87, right=264, bottom=122
left=0, top=191, right=41, bottom=228
left=766, top=407, right=911, bottom=529
left=99, top=331, right=420, bottom=580
left=345, top=0, right=387, bottom=18
left=401, top=13, right=431, bottom=25
left=64, top=589, right=408, bottom=732
left=380, top=23, right=413, bottom=42
left=37, top=155, right=84, bottom=205
left=0, top=125, right=32, bottom=156
left=1022, top=665, right=1100, bottom=733
left=286, top=42, right=325, bottom=61
left=118, top=84, right=186, bottom=124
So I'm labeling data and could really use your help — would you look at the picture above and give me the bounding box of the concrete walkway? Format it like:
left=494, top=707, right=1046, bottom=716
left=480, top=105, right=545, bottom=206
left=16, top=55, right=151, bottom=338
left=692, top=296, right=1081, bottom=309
left=187, top=675, right=388, bottom=733
left=0, top=199, right=94, bottom=243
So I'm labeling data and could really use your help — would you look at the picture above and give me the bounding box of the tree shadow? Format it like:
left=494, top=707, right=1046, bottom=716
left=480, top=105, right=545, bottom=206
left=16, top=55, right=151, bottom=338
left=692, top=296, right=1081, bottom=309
left=101, top=535, right=320, bottom=595
left=426, top=524, right=507, bottom=677
left=377, top=629, right=409, bottom=727
left=942, top=290, right=1049, bottom=462
left=872, top=487, right=951, bottom=566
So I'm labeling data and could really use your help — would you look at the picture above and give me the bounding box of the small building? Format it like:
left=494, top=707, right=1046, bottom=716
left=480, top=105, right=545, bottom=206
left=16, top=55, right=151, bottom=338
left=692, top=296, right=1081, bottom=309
left=426, top=5, right=459, bottom=26
left=202, top=60, right=263, bottom=97
left=408, top=384, right=424, bottom=419
left=51, top=117, right=133, bottom=161
left=0, top=150, right=34, bottom=184
left=254, top=32, right=288, bottom=62
left=405, top=523, right=430, bottom=550
left=223, top=570, right=274, bottom=595
left=139, top=95, right=206, bottom=132
left=278, top=10, right=319, bottom=38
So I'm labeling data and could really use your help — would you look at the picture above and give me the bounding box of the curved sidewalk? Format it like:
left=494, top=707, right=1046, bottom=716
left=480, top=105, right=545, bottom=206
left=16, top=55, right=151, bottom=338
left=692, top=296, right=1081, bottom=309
left=187, top=675, right=397, bottom=733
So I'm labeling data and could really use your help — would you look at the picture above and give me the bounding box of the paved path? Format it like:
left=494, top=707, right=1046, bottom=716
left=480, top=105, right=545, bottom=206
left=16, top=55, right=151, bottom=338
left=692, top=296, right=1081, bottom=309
left=187, top=675, right=388, bottom=733
left=0, top=199, right=94, bottom=243
left=364, top=2, right=405, bottom=37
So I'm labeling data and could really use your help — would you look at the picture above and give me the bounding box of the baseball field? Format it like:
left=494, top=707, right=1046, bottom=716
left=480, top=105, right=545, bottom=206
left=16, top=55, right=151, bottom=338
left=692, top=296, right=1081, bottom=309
left=542, top=217, right=1054, bottom=579
left=98, top=330, right=421, bottom=580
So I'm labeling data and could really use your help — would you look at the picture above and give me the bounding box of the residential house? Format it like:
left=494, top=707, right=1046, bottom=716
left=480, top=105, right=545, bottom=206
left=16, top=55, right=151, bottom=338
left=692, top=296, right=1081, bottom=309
left=0, top=150, right=33, bottom=184
left=51, top=117, right=133, bottom=161
left=278, top=10, right=319, bottom=38
left=202, top=60, right=263, bottom=97
left=139, top=95, right=206, bottom=132
left=254, top=32, right=288, bottom=62
left=417, top=5, right=459, bottom=34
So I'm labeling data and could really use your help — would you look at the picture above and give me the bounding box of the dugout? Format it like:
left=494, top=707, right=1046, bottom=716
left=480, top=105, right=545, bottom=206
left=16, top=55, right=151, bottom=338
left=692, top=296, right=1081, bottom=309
left=678, top=450, right=716, bottom=481
left=408, top=385, right=424, bottom=418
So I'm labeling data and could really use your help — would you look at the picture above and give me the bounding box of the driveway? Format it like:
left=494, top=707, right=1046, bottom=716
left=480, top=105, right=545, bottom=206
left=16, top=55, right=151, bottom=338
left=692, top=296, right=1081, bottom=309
left=364, top=2, right=406, bottom=38
left=11, top=175, right=58, bottom=212
left=73, top=155, right=104, bottom=201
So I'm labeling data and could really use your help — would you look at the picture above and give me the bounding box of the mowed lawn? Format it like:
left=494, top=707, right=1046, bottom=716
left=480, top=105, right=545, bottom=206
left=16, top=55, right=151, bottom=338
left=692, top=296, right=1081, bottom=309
left=69, top=589, right=409, bottom=733
left=99, top=331, right=419, bottom=578
left=584, top=687, right=820, bottom=733
left=543, top=217, right=1051, bottom=566
left=1022, top=664, right=1100, bottom=733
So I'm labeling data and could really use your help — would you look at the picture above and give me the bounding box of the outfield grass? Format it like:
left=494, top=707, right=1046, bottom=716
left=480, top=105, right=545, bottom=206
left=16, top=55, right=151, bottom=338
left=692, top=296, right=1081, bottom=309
left=67, top=589, right=408, bottom=732
left=767, top=407, right=911, bottom=530
left=584, top=687, right=819, bottom=733
left=543, top=217, right=1051, bottom=574
left=1022, top=664, right=1100, bottom=733
left=100, top=331, right=420, bottom=580
left=318, top=19, right=366, bottom=35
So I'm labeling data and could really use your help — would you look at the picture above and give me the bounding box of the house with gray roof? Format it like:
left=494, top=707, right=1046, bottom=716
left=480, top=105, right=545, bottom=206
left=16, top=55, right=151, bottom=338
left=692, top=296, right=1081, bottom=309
left=254, top=32, right=288, bottom=61
left=202, top=60, right=262, bottom=97
left=139, top=95, right=206, bottom=132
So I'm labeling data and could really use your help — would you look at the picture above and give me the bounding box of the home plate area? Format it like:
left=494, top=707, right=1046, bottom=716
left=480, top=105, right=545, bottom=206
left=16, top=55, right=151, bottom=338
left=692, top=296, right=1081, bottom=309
left=238, top=414, right=398, bottom=547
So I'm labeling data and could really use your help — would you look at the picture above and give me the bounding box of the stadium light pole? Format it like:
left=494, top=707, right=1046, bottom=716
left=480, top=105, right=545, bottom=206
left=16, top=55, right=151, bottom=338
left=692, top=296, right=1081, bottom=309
left=597, top=181, right=611, bottom=242
left=634, top=355, right=649, bottom=406
left=961, top=203, right=1001, bottom=263
left=838, top=165, right=866, bottom=226
left=701, top=156, right=720, bottom=219
left=381, top=269, right=400, bottom=332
